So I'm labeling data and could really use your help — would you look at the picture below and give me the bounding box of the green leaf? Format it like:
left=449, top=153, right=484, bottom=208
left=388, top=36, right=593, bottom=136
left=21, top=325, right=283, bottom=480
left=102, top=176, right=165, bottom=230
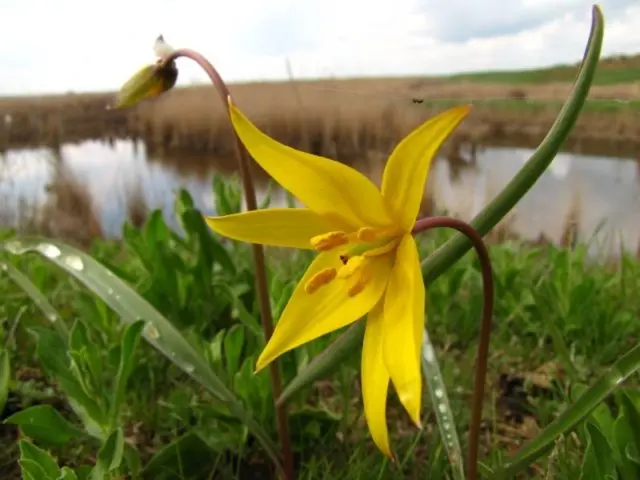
left=212, top=175, right=241, bottom=215
left=75, top=465, right=94, bottom=480
left=59, top=467, right=79, bottom=480
left=499, top=340, right=640, bottom=477
left=215, top=282, right=262, bottom=338
left=180, top=206, right=235, bottom=275
left=92, top=428, right=125, bottom=479
left=620, top=391, right=640, bottom=449
left=142, top=432, right=215, bottom=479
left=0, top=348, right=9, bottom=415
left=123, top=443, right=142, bottom=479
left=2, top=237, right=283, bottom=473
left=259, top=180, right=274, bottom=209
left=29, top=327, right=106, bottom=437
left=175, top=188, right=195, bottom=212
left=1, top=261, right=69, bottom=338
left=68, top=321, right=102, bottom=403
left=613, top=413, right=640, bottom=480
left=109, top=320, right=145, bottom=426
left=277, top=1, right=606, bottom=411
left=224, top=324, right=245, bottom=380
left=19, top=440, right=61, bottom=480
left=4, top=405, right=83, bottom=446
left=579, top=421, right=616, bottom=480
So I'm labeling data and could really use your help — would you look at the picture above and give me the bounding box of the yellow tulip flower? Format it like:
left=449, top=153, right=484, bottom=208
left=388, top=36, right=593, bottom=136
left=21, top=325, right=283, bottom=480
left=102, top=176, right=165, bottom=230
left=206, top=99, right=471, bottom=457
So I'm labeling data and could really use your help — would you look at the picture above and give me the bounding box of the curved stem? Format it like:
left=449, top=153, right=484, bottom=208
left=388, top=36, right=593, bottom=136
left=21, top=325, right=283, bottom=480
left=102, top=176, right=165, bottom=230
left=412, top=216, right=494, bottom=480
left=159, top=49, right=294, bottom=480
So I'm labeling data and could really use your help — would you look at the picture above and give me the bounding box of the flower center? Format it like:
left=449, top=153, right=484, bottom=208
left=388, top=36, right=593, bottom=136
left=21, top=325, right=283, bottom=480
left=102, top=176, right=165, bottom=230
left=304, top=227, right=400, bottom=297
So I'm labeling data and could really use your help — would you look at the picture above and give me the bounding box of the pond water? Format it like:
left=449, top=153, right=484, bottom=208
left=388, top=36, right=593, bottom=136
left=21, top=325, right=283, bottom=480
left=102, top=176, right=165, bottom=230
left=1, top=139, right=640, bottom=257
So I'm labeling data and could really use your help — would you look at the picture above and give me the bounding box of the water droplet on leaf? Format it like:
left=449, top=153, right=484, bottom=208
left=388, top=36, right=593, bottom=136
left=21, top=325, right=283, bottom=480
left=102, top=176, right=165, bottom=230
left=36, top=243, right=61, bottom=259
left=63, top=255, right=84, bottom=271
left=183, top=364, right=195, bottom=374
left=423, top=344, right=435, bottom=363
left=4, top=240, right=25, bottom=254
left=145, top=323, right=160, bottom=340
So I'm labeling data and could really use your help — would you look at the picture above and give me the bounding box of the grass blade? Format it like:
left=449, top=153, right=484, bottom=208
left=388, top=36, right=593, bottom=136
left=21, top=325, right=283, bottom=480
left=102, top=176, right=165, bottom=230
left=1, top=261, right=69, bottom=338
left=0, top=348, right=9, bottom=415
left=498, top=342, right=640, bottom=478
left=1, top=237, right=283, bottom=474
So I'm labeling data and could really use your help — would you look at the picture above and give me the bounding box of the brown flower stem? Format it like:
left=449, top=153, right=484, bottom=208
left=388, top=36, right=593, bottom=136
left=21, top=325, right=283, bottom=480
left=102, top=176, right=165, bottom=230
left=412, top=216, right=494, bottom=480
left=159, top=49, right=294, bottom=480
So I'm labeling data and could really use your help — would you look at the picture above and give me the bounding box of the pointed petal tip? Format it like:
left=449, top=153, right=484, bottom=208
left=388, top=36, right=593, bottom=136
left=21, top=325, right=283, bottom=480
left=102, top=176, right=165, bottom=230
left=254, top=355, right=270, bottom=374
left=375, top=442, right=396, bottom=462
left=456, top=103, right=473, bottom=115
left=397, top=388, right=422, bottom=429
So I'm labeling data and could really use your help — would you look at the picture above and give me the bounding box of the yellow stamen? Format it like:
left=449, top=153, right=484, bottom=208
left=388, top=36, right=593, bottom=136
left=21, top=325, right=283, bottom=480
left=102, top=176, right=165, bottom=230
left=356, top=226, right=398, bottom=242
left=310, top=231, right=349, bottom=251
left=347, top=269, right=373, bottom=297
left=304, top=268, right=337, bottom=294
left=363, top=239, right=399, bottom=258
left=356, top=227, right=378, bottom=242
left=337, top=255, right=365, bottom=279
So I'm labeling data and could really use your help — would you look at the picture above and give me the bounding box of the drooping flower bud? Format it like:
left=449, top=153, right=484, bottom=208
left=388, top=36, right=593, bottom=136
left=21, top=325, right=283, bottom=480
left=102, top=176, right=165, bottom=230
left=113, top=61, right=178, bottom=109
left=112, top=35, right=178, bottom=109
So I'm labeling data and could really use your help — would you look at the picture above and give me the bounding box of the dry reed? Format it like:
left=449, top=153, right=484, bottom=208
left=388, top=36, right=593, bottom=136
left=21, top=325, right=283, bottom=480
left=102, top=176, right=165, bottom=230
left=0, top=78, right=638, bottom=159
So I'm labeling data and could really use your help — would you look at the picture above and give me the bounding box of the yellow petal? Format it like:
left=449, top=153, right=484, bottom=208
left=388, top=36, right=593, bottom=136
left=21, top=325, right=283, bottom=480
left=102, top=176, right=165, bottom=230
left=255, top=251, right=392, bottom=371
left=229, top=101, right=393, bottom=230
left=362, top=300, right=393, bottom=458
left=383, top=234, right=425, bottom=426
left=205, top=208, right=336, bottom=249
left=381, top=105, right=471, bottom=231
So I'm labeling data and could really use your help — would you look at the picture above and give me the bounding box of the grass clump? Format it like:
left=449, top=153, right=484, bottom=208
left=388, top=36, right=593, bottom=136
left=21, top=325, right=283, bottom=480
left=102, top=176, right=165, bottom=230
left=1, top=178, right=640, bottom=479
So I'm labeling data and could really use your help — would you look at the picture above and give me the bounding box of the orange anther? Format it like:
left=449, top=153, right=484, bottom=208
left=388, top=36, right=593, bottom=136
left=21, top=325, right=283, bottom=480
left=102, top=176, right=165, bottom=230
left=304, top=268, right=337, bottom=294
left=310, top=231, right=349, bottom=251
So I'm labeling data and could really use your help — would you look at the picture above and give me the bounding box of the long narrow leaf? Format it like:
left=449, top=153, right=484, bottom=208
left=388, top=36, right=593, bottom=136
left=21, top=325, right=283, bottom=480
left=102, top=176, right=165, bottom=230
left=498, top=341, right=640, bottom=477
left=1, top=237, right=283, bottom=473
left=421, top=327, right=465, bottom=479
left=1, top=261, right=69, bottom=338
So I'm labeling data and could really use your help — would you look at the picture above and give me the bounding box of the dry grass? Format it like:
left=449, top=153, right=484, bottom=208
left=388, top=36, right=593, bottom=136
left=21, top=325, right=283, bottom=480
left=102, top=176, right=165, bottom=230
left=0, top=77, right=638, bottom=161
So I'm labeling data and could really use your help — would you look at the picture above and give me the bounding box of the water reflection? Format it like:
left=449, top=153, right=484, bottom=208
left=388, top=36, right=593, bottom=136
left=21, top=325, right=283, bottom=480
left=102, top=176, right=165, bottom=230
left=1, top=139, right=640, bottom=257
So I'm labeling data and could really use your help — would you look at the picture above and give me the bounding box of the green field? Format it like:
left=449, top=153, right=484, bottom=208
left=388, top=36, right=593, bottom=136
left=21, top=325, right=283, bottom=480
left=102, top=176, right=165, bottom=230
left=445, top=54, right=640, bottom=85
left=2, top=177, right=640, bottom=479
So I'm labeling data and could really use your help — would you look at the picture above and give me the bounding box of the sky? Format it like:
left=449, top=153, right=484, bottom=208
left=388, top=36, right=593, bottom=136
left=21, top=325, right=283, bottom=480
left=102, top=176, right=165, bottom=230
left=0, top=0, right=638, bottom=95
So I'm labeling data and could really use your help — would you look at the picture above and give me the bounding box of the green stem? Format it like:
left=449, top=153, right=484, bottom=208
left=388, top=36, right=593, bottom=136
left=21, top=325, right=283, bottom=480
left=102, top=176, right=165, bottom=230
left=158, top=49, right=294, bottom=480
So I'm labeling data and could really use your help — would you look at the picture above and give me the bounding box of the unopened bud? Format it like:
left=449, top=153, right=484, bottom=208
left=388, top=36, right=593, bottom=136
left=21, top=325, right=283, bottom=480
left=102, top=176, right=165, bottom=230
left=113, top=60, right=178, bottom=109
